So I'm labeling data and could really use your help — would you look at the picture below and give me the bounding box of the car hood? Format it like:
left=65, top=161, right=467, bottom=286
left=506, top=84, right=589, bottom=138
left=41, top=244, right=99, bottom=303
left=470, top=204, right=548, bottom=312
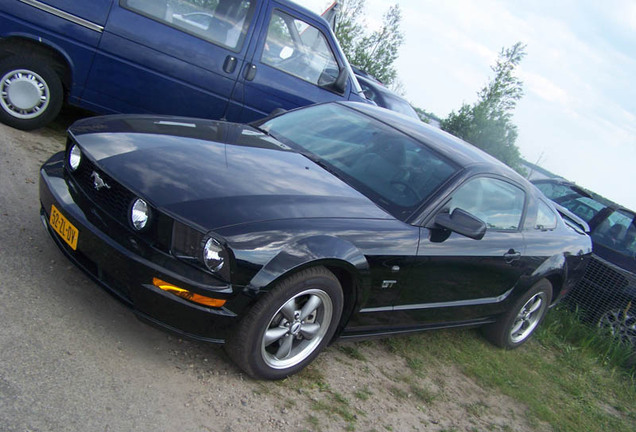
left=70, top=115, right=390, bottom=229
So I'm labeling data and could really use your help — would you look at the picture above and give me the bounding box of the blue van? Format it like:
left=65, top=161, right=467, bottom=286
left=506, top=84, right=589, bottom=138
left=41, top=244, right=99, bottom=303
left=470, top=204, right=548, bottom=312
left=0, top=0, right=366, bottom=130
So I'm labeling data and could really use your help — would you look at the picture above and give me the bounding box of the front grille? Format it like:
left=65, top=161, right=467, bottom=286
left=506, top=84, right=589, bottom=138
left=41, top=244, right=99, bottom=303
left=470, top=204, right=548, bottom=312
left=71, top=156, right=135, bottom=224
left=64, top=140, right=173, bottom=252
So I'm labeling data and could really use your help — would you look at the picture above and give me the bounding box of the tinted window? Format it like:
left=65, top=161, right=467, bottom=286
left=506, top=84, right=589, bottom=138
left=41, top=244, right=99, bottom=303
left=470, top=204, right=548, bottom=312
left=559, top=196, right=605, bottom=223
left=536, top=200, right=557, bottom=230
left=535, top=182, right=582, bottom=201
left=260, top=104, right=458, bottom=218
left=592, top=209, right=636, bottom=256
left=450, top=177, right=525, bottom=230
left=122, top=0, right=255, bottom=51
left=261, top=10, right=339, bottom=86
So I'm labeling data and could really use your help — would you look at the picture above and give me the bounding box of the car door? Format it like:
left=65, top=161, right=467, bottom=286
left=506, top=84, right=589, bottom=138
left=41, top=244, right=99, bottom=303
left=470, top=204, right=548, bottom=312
left=397, top=176, right=529, bottom=325
left=82, top=0, right=260, bottom=119
left=227, top=3, right=356, bottom=122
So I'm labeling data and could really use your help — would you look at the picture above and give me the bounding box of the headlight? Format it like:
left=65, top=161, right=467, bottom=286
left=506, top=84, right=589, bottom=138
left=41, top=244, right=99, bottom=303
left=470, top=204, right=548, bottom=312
left=130, top=198, right=150, bottom=230
left=68, top=145, right=82, bottom=171
left=203, top=237, right=226, bottom=272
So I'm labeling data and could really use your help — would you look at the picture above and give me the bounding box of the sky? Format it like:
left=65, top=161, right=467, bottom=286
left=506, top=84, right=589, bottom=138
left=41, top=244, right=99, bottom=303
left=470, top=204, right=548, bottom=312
left=353, top=0, right=636, bottom=211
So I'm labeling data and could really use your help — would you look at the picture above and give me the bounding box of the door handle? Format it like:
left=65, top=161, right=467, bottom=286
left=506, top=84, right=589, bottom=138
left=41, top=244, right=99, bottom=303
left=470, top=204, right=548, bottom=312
left=503, top=249, right=521, bottom=263
left=244, top=63, right=257, bottom=81
left=223, top=55, right=237, bottom=74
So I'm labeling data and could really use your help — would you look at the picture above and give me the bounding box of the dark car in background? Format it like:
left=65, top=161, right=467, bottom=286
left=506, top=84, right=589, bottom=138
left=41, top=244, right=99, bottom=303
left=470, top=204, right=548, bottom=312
left=534, top=179, right=636, bottom=349
left=40, top=102, right=591, bottom=379
left=354, top=72, right=420, bottom=120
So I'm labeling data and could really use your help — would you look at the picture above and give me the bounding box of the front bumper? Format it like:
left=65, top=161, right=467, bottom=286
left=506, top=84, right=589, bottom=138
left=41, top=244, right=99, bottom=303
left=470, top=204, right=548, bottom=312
left=39, top=152, right=242, bottom=343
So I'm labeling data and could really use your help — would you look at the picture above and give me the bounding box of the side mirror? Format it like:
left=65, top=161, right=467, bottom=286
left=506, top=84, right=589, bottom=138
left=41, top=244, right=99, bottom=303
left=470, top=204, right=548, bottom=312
left=434, top=208, right=486, bottom=240
left=333, top=68, right=348, bottom=94
left=319, top=68, right=347, bottom=94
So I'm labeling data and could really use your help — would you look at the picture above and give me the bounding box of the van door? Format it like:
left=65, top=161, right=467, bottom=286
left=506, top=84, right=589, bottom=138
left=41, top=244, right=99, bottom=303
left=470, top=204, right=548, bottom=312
left=82, top=0, right=260, bottom=119
left=228, top=2, right=359, bottom=123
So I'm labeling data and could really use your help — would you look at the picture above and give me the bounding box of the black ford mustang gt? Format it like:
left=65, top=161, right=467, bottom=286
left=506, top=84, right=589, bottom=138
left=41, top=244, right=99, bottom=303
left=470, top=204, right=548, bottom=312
left=40, top=102, right=591, bottom=379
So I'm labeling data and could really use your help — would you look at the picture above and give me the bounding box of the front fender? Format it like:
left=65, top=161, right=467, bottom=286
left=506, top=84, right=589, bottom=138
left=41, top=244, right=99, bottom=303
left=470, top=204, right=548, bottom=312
left=247, top=235, right=370, bottom=291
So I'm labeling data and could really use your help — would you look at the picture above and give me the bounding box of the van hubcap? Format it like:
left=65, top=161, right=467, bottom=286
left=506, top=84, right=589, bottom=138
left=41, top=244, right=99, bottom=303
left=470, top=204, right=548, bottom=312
left=1, top=69, right=50, bottom=119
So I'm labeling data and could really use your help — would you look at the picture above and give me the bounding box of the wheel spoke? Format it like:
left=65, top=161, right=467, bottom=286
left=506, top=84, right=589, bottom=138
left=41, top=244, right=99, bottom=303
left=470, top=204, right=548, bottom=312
left=279, top=298, right=297, bottom=322
left=299, top=323, right=321, bottom=339
left=510, top=318, right=524, bottom=335
left=300, top=295, right=322, bottom=321
left=264, top=327, right=289, bottom=347
left=275, top=335, right=293, bottom=360
left=526, top=297, right=543, bottom=314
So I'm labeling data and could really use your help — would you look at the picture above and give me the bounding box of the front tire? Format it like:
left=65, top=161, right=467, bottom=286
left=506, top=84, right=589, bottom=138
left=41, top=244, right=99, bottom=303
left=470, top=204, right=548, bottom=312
left=0, top=56, right=64, bottom=130
left=483, top=279, right=552, bottom=349
left=225, top=267, right=343, bottom=380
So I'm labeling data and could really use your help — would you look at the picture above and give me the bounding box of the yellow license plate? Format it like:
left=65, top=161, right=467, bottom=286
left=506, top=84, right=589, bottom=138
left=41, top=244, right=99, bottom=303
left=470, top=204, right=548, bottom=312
left=49, top=205, right=79, bottom=250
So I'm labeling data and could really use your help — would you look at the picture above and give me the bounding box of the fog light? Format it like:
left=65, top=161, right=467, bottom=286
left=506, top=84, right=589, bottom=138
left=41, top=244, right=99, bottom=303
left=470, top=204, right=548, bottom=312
left=153, top=278, right=226, bottom=308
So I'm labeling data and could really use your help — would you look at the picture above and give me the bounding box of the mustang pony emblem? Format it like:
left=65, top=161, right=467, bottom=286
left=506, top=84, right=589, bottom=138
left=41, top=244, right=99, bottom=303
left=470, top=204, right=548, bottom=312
left=91, top=171, right=111, bottom=191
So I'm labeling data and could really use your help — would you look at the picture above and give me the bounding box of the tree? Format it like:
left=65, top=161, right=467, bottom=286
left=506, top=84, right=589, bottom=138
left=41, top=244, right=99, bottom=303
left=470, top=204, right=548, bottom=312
left=334, top=0, right=404, bottom=85
left=441, top=42, right=527, bottom=172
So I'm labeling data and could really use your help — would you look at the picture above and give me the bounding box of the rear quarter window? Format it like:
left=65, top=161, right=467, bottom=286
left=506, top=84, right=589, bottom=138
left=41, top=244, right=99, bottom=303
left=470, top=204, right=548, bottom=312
left=535, top=200, right=557, bottom=230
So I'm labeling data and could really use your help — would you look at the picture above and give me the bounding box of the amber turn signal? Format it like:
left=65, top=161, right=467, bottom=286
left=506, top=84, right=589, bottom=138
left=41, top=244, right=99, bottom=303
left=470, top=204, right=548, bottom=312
left=153, top=278, right=226, bottom=308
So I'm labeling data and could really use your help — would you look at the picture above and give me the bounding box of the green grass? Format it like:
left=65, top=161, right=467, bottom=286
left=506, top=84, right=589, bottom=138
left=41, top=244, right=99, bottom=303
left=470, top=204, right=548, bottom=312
left=382, top=307, right=636, bottom=431
left=354, top=385, right=373, bottom=401
left=277, top=363, right=359, bottom=430
left=268, top=307, right=634, bottom=431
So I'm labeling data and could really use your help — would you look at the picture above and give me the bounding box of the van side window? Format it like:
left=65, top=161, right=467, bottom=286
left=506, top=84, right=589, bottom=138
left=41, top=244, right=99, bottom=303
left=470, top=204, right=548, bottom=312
left=261, top=10, right=339, bottom=86
left=122, top=0, right=255, bottom=51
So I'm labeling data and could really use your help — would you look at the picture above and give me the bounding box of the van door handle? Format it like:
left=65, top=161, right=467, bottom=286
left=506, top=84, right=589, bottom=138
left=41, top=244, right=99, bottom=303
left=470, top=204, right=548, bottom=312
left=503, top=249, right=521, bottom=263
left=223, top=56, right=237, bottom=74
left=244, top=63, right=257, bottom=81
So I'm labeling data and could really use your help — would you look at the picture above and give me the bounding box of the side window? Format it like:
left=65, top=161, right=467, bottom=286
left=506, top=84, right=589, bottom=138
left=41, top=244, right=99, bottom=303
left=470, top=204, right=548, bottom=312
left=122, top=0, right=255, bottom=51
left=535, top=200, right=557, bottom=230
left=450, top=177, right=525, bottom=231
left=261, top=10, right=339, bottom=86
left=592, top=210, right=636, bottom=256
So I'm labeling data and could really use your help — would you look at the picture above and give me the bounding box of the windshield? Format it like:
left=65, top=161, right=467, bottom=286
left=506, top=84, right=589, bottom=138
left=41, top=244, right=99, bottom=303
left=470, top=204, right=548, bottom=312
left=260, top=104, right=457, bottom=219
left=384, top=94, right=420, bottom=119
left=558, top=196, right=606, bottom=223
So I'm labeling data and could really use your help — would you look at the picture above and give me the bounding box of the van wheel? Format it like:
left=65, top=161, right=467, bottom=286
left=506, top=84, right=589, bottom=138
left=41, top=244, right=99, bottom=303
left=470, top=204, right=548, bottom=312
left=0, top=56, right=64, bottom=130
left=225, top=267, right=343, bottom=380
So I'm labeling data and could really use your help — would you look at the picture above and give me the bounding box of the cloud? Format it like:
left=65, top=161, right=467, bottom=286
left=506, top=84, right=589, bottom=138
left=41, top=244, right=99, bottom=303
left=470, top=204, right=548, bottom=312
left=364, top=0, right=635, bottom=208
left=520, top=71, right=569, bottom=106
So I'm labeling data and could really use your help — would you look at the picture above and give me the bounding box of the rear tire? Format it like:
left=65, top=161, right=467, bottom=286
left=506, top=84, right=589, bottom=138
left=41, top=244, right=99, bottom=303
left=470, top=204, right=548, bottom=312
left=0, top=55, right=64, bottom=130
left=225, top=266, right=343, bottom=380
left=483, top=279, right=552, bottom=349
